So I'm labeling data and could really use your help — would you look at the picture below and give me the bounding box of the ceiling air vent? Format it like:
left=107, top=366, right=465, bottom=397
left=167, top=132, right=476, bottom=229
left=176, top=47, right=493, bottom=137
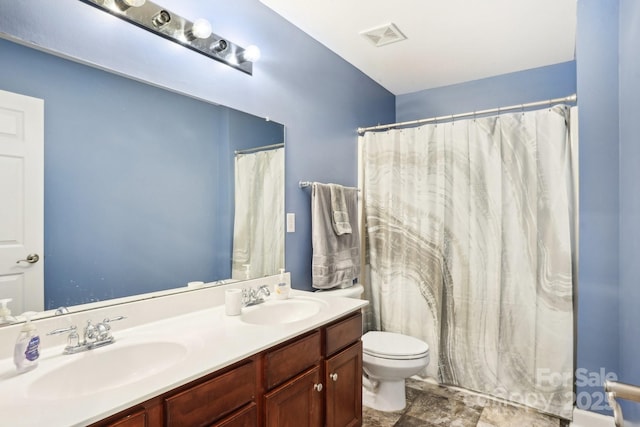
left=360, top=23, right=407, bottom=47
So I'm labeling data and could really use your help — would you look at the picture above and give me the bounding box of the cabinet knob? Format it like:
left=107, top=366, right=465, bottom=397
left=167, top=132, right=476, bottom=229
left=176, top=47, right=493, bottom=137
left=314, top=383, right=323, bottom=392
left=330, top=373, right=338, bottom=382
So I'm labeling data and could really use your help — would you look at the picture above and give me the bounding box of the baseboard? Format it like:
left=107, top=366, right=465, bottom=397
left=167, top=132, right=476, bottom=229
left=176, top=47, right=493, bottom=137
left=571, top=408, right=615, bottom=427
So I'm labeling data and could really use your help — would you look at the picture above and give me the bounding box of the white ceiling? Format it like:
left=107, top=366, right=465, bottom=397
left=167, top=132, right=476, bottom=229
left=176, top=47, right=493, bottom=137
left=259, top=0, right=577, bottom=95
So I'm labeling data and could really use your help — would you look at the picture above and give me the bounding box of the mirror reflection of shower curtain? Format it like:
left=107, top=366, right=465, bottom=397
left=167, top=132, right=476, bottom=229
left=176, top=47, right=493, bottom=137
left=361, top=106, right=577, bottom=419
left=232, top=147, right=284, bottom=279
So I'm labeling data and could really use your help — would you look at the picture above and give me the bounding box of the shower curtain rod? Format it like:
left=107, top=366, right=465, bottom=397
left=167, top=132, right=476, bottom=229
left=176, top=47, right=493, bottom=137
left=357, top=94, right=577, bottom=134
left=234, top=142, right=284, bottom=155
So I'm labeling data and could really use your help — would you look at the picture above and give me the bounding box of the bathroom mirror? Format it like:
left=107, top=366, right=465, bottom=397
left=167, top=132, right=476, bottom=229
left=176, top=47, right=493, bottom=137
left=0, top=36, right=285, bottom=320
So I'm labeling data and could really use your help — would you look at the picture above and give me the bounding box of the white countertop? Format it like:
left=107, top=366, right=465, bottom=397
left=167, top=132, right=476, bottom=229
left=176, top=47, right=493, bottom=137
left=0, top=282, right=367, bottom=427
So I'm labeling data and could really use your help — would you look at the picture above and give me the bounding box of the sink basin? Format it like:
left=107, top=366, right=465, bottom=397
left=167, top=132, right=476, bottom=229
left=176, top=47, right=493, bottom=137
left=28, top=341, right=188, bottom=399
left=241, top=297, right=328, bottom=325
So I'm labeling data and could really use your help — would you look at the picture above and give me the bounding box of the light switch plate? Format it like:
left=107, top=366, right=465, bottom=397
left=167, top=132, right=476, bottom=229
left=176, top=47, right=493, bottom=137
left=286, top=213, right=295, bottom=233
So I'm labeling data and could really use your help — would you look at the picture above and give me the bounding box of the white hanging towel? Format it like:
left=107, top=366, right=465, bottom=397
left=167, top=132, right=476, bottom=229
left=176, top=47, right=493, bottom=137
left=311, top=183, right=360, bottom=289
left=329, top=184, right=352, bottom=235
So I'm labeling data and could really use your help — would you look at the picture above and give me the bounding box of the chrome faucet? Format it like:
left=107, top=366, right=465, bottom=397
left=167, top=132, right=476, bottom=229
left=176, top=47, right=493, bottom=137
left=54, top=306, right=69, bottom=315
left=242, top=285, right=271, bottom=306
left=48, top=316, right=126, bottom=354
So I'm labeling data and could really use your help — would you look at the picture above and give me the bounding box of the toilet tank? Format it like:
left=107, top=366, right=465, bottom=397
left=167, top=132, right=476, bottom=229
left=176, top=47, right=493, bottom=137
left=315, top=284, right=364, bottom=299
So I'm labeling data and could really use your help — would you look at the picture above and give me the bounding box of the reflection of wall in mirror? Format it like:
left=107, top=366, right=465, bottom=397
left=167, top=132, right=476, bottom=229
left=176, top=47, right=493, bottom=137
left=0, top=37, right=284, bottom=309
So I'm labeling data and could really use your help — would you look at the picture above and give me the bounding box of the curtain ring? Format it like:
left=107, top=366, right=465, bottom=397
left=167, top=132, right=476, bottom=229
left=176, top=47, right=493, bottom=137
left=451, top=114, right=455, bottom=125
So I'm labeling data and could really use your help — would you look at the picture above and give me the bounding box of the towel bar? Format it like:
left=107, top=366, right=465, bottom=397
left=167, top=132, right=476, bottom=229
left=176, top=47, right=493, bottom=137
left=299, top=181, right=360, bottom=191
left=605, top=380, right=640, bottom=427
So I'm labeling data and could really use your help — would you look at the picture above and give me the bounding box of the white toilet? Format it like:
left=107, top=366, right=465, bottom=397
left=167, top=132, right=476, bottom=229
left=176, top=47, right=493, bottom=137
left=361, top=330, right=429, bottom=411
left=317, top=284, right=430, bottom=412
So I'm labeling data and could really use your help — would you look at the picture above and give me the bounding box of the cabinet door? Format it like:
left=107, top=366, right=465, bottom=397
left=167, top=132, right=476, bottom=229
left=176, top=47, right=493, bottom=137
left=264, top=366, right=323, bottom=427
left=325, top=341, right=362, bottom=427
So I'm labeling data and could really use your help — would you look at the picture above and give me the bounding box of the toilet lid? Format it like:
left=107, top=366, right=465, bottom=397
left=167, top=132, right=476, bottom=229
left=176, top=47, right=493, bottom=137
left=362, top=331, right=429, bottom=359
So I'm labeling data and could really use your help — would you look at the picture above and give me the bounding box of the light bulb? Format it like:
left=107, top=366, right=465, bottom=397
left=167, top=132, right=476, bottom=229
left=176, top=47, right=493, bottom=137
left=191, top=19, right=212, bottom=39
left=242, top=45, right=261, bottom=63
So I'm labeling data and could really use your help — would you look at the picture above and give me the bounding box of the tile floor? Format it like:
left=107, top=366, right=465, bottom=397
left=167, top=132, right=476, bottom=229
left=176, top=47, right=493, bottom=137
left=362, top=379, right=571, bottom=427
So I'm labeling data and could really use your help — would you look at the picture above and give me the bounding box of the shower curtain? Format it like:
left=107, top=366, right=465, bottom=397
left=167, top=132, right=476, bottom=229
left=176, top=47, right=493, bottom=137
left=361, top=105, right=576, bottom=418
left=231, top=147, right=284, bottom=279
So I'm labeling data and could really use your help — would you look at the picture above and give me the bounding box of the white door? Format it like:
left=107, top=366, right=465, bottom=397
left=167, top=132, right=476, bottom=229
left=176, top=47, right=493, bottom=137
left=0, top=89, right=44, bottom=314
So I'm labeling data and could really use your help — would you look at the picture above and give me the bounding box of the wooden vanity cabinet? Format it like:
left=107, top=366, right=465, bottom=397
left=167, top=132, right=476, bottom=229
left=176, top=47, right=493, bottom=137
left=89, top=396, right=163, bottom=427
left=324, top=312, right=363, bottom=427
left=100, top=408, right=148, bottom=427
left=325, top=341, right=363, bottom=427
left=263, top=330, right=323, bottom=427
left=262, top=311, right=363, bottom=427
left=164, top=358, right=257, bottom=427
left=264, top=365, right=323, bottom=427
left=91, top=311, right=362, bottom=427
left=211, top=403, right=258, bottom=427
left=90, top=357, right=257, bottom=427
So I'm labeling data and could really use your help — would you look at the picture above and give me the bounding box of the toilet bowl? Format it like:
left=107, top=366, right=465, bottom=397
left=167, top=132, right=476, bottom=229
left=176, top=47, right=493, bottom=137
left=316, top=284, right=430, bottom=412
left=361, top=331, right=429, bottom=411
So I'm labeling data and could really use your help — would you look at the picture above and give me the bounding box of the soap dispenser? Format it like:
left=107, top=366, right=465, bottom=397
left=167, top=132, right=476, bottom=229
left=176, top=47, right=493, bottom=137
left=14, top=311, right=40, bottom=374
left=274, top=268, right=290, bottom=300
left=0, top=299, right=16, bottom=325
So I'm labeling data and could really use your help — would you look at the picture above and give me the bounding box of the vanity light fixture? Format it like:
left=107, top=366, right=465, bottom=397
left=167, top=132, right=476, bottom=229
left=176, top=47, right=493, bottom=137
left=210, top=39, right=229, bottom=53
left=79, top=0, right=259, bottom=75
left=114, top=0, right=146, bottom=11
left=151, top=9, right=171, bottom=28
left=186, top=18, right=213, bottom=40
left=239, top=45, right=261, bottom=63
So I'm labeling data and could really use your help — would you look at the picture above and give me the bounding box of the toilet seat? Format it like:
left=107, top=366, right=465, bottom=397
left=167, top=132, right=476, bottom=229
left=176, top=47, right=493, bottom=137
left=362, top=331, right=429, bottom=360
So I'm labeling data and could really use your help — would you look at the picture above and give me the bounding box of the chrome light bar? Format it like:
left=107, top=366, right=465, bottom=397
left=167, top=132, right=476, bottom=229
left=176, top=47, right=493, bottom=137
left=78, top=0, right=258, bottom=75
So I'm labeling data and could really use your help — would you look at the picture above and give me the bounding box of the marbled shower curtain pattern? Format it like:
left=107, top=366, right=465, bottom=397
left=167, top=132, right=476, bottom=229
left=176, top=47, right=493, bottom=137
left=361, top=106, right=575, bottom=419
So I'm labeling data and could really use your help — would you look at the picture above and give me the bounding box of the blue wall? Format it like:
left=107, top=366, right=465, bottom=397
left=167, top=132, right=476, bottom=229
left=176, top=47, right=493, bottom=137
left=396, top=61, right=577, bottom=121
left=0, top=0, right=395, bottom=292
left=576, top=0, right=620, bottom=418
left=619, top=0, right=640, bottom=423
left=576, top=0, right=621, bottom=416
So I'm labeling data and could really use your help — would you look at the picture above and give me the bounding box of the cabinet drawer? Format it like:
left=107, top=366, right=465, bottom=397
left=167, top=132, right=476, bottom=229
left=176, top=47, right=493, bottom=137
left=212, top=403, right=257, bottom=427
left=325, top=311, right=362, bottom=356
left=265, top=330, right=322, bottom=390
left=89, top=398, right=163, bottom=427
left=103, top=409, right=146, bottom=427
left=165, top=360, right=256, bottom=427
